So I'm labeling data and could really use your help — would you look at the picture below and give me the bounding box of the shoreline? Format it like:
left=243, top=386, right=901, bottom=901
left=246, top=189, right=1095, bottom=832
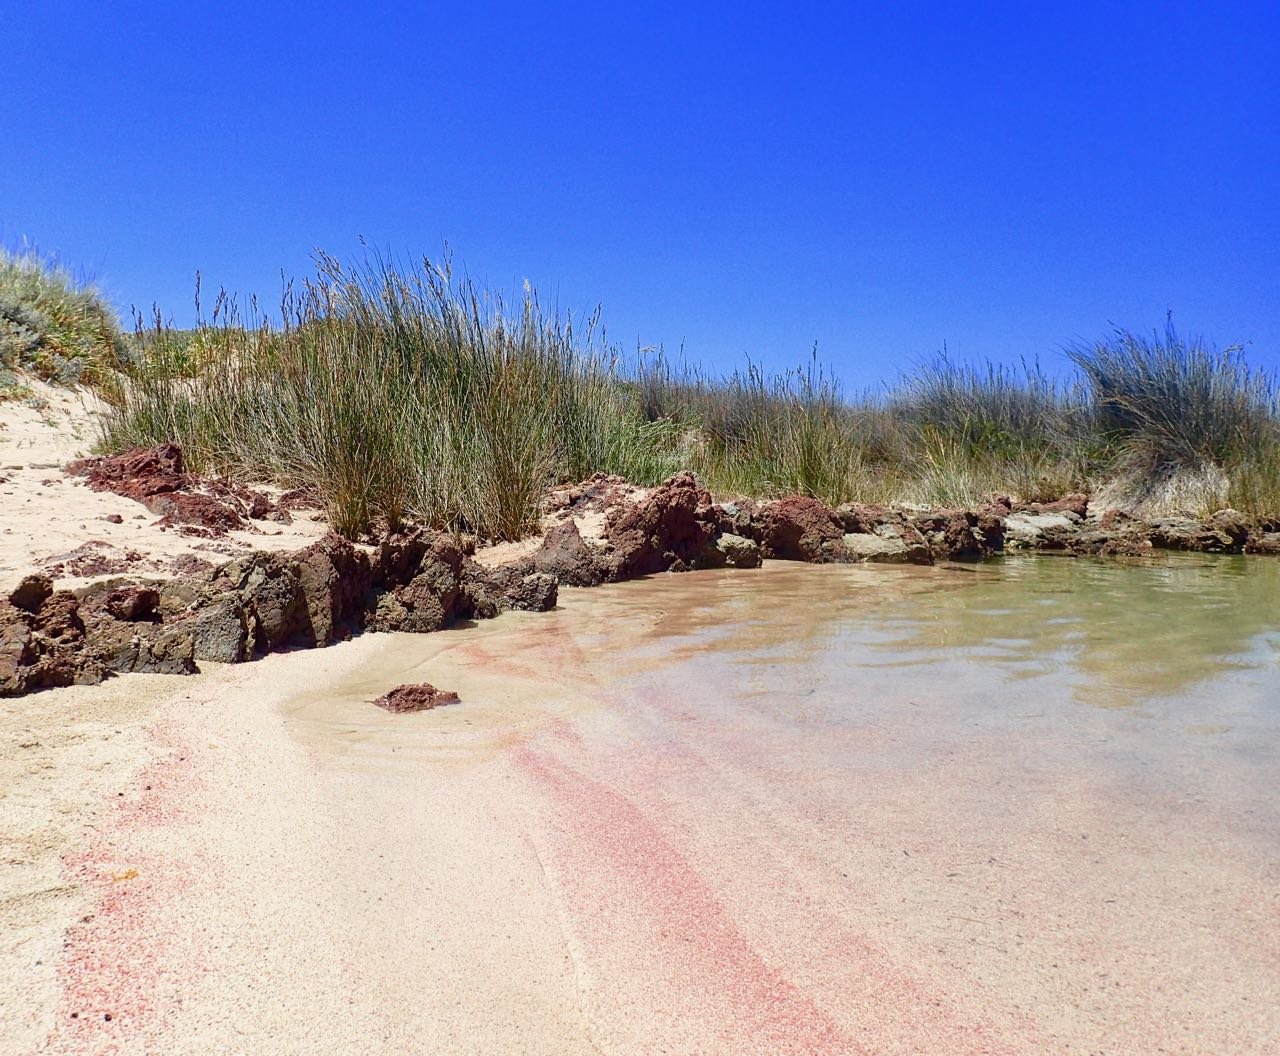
left=5, top=561, right=1278, bottom=1053
left=4, top=440, right=1279, bottom=702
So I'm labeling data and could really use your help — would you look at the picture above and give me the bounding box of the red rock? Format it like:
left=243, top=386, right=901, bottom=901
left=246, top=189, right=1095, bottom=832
left=372, top=683, right=459, bottom=713
left=68, top=444, right=246, bottom=533
left=604, top=472, right=719, bottom=579
left=758, top=496, right=844, bottom=562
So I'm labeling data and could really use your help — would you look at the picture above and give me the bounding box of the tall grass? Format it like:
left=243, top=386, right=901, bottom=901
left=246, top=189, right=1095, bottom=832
left=1, top=248, right=129, bottom=395
left=1067, top=321, right=1280, bottom=516
left=101, top=254, right=1280, bottom=535
left=106, top=256, right=684, bottom=538
left=1068, top=321, right=1277, bottom=470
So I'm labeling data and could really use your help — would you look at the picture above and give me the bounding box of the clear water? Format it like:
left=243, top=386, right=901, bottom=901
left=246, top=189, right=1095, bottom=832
left=291, top=555, right=1280, bottom=1053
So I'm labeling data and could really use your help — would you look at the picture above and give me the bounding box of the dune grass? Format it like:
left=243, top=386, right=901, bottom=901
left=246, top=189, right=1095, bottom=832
left=100, top=255, right=1280, bottom=538
left=0, top=248, right=129, bottom=397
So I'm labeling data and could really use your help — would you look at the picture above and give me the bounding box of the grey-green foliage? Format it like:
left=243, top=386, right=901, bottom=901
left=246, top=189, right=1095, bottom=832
left=0, top=248, right=129, bottom=392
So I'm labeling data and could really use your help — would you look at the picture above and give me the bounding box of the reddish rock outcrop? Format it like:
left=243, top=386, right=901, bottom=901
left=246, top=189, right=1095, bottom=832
left=372, top=683, right=459, bottom=713
left=756, top=496, right=845, bottom=562
left=603, top=472, right=720, bottom=578
left=68, top=443, right=290, bottom=532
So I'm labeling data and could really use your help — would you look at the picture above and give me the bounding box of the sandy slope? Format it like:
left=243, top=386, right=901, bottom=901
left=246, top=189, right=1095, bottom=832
left=0, top=383, right=328, bottom=595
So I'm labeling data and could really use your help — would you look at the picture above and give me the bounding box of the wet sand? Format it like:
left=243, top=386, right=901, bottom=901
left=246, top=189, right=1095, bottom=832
left=4, top=559, right=1278, bottom=1054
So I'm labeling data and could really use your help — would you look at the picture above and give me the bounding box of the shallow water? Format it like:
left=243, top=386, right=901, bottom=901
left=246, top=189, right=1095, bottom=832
left=288, top=556, right=1280, bottom=1053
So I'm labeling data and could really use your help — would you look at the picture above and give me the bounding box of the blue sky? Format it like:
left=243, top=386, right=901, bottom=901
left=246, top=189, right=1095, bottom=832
left=4, top=2, right=1277, bottom=388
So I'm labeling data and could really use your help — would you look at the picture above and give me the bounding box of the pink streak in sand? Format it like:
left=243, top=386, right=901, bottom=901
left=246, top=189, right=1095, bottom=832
left=516, top=714, right=1046, bottom=1056
left=516, top=742, right=863, bottom=1055
left=45, top=718, right=208, bottom=1055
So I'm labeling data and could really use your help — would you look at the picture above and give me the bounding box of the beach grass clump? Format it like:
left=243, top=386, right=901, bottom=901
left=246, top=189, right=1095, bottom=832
left=98, top=248, right=1280, bottom=535
left=1068, top=322, right=1277, bottom=472
left=0, top=248, right=130, bottom=396
left=1065, top=322, right=1280, bottom=516
left=103, top=256, right=679, bottom=539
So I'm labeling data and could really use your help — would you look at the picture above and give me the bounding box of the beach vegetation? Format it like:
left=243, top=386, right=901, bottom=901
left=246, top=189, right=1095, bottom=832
left=0, top=248, right=130, bottom=398
left=97, top=254, right=1280, bottom=538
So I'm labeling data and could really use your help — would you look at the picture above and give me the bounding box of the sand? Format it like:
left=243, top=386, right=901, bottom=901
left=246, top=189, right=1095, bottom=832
left=0, top=383, right=328, bottom=595
left=3, top=561, right=1278, bottom=1055
left=4, top=390, right=1278, bottom=1054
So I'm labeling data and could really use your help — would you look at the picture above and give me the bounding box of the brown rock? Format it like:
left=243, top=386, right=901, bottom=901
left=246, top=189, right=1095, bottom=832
left=1245, top=531, right=1280, bottom=555
left=531, top=520, right=608, bottom=587
left=694, top=532, right=763, bottom=569
left=372, top=682, right=459, bottom=713
left=104, top=586, right=161, bottom=622
left=911, top=509, right=1004, bottom=560
left=835, top=503, right=894, bottom=535
left=277, top=487, right=322, bottom=511
left=758, top=496, right=845, bottom=562
left=1015, top=493, right=1089, bottom=518
left=604, top=472, right=720, bottom=579
left=369, top=532, right=465, bottom=633
left=461, top=561, right=558, bottom=618
left=293, top=534, right=373, bottom=644
left=9, top=574, right=53, bottom=613
left=1147, top=516, right=1246, bottom=554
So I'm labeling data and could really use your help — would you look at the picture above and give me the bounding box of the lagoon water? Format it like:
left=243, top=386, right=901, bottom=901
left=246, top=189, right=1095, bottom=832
left=286, top=556, right=1280, bottom=1054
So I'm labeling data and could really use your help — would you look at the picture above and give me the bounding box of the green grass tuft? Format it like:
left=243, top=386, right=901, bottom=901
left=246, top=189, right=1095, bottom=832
left=1, top=248, right=129, bottom=396
left=95, top=253, right=1280, bottom=535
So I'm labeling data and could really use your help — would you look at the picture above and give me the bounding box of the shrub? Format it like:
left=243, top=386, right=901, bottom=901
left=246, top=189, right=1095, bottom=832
left=0, top=248, right=129, bottom=394
left=1067, top=320, right=1278, bottom=472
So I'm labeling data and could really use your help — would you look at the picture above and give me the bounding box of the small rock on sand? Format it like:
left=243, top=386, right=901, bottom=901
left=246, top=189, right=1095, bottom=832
left=372, top=683, right=460, bottom=713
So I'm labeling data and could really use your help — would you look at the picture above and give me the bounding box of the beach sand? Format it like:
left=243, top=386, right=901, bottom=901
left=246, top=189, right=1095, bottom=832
left=4, top=562, right=1278, bottom=1055
left=0, top=383, right=328, bottom=596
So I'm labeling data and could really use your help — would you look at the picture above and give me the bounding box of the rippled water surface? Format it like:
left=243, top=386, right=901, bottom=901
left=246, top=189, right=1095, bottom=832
left=290, top=554, right=1280, bottom=1053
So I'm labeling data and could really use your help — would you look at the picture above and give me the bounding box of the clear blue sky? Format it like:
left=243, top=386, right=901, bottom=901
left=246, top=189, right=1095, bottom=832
left=4, top=1, right=1277, bottom=388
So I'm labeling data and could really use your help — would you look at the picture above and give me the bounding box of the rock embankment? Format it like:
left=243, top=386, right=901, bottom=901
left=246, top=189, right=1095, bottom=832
left=5, top=448, right=1279, bottom=697
left=1, top=530, right=557, bottom=697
